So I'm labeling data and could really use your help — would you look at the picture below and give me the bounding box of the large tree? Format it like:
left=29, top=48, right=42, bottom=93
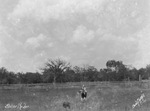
left=106, top=60, right=128, bottom=81
left=41, top=58, right=71, bottom=84
left=0, top=67, right=17, bottom=84
left=83, top=65, right=99, bottom=82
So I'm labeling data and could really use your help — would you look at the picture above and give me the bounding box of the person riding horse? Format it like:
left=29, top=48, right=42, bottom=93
left=78, top=85, right=87, bottom=101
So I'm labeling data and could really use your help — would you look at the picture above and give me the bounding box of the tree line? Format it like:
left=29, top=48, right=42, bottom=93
left=0, top=59, right=150, bottom=84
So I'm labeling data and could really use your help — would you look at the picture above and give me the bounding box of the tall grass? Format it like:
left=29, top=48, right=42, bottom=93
left=0, top=82, right=150, bottom=111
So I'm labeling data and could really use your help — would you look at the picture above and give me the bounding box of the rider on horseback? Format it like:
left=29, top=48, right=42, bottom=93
left=78, top=85, right=87, bottom=101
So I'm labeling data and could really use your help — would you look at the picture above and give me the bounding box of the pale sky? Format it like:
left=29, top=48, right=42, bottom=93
left=0, top=0, right=150, bottom=72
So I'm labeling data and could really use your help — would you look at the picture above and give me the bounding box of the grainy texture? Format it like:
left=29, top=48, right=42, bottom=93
left=0, top=82, right=150, bottom=111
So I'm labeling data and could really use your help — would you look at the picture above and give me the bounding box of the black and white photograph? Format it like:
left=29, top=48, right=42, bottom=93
left=0, top=0, right=150, bottom=111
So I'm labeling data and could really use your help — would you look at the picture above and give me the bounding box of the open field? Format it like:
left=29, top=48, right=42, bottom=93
left=0, top=82, right=150, bottom=111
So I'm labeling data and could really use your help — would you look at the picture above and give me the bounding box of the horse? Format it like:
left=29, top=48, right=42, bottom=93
left=77, top=85, right=87, bottom=101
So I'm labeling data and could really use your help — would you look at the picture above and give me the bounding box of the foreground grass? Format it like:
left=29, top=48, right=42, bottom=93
left=0, top=82, right=150, bottom=111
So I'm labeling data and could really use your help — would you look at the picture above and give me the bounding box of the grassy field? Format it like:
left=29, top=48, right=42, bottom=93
left=0, top=82, right=150, bottom=111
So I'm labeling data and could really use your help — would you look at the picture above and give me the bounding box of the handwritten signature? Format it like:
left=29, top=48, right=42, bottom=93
left=5, top=102, right=29, bottom=110
left=132, top=93, right=146, bottom=109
